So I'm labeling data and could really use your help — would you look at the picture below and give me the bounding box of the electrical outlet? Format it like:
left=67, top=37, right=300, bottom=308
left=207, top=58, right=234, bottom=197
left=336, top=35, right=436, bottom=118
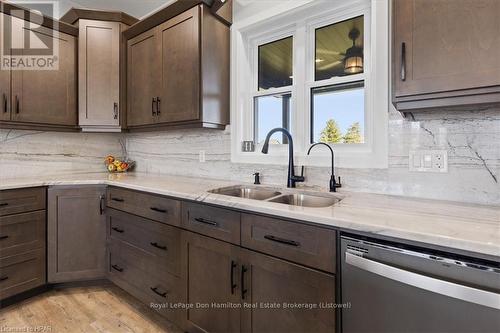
left=409, top=150, right=448, bottom=173
left=199, top=150, right=206, bottom=163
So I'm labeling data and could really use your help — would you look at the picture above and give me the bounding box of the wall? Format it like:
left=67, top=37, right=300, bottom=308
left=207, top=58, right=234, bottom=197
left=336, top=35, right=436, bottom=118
left=1, top=0, right=498, bottom=205
left=124, top=0, right=500, bottom=205
left=0, top=129, right=124, bottom=179
left=126, top=106, right=500, bottom=205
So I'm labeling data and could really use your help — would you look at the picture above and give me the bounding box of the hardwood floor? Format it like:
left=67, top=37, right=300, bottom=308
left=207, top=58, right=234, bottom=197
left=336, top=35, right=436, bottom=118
left=0, top=285, right=183, bottom=333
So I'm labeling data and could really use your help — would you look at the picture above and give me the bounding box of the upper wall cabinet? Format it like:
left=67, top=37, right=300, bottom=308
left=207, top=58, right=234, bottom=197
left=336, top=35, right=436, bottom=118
left=61, top=9, right=139, bottom=132
left=392, top=0, right=500, bottom=113
left=0, top=14, right=11, bottom=123
left=0, top=6, right=79, bottom=131
left=124, top=1, right=231, bottom=131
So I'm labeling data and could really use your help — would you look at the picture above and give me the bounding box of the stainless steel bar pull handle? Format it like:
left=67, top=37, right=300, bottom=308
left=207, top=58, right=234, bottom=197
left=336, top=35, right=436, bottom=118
left=156, top=97, right=161, bottom=116
left=113, top=102, right=118, bottom=119
left=401, top=42, right=406, bottom=81
left=345, top=252, right=500, bottom=310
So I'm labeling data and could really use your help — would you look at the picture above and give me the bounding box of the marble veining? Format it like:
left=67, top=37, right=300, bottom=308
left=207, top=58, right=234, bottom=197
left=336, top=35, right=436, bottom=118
left=126, top=107, right=500, bottom=205
left=0, top=172, right=498, bottom=260
left=0, top=130, right=125, bottom=179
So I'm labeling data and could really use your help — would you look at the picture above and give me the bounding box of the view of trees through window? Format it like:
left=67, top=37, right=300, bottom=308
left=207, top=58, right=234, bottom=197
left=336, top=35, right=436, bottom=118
left=312, top=82, right=365, bottom=144
left=319, top=120, right=363, bottom=144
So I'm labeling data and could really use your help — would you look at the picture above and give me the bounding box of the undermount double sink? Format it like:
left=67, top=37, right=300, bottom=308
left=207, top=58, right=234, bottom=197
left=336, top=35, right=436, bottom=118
left=209, top=185, right=343, bottom=208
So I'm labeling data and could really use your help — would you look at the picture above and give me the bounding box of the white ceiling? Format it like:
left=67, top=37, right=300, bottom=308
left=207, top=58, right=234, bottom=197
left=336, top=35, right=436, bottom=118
left=62, top=0, right=173, bottom=18
left=15, top=0, right=174, bottom=19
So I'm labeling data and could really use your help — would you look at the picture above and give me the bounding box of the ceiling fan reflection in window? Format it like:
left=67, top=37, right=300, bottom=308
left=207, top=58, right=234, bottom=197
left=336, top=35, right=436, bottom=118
left=316, top=28, right=364, bottom=77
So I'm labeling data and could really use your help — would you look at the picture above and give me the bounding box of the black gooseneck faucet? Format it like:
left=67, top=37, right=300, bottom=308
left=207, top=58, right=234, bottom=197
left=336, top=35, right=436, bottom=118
left=302, top=142, right=342, bottom=192
left=261, top=128, right=305, bottom=188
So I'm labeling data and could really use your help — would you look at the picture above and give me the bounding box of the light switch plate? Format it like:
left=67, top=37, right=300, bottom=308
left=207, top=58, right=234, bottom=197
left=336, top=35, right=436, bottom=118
left=409, top=150, right=448, bottom=173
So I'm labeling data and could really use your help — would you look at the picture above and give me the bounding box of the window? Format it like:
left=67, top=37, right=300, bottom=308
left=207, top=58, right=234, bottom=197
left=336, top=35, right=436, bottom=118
left=231, top=0, right=388, bottom=168
left=311, top=16, right=365, bottom=145
left=311, top=82, right=365, bottom=144
left=254, top=93, right=291, bottom=144
left=258, top=37, right=293, bottom=90
left=315, top=16, right=364, bottom=80
left=252, top=35, right=294, bottom=145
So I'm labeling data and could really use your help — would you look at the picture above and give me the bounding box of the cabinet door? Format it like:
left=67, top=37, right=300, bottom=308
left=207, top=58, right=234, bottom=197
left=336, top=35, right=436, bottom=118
left=240, top=249, right=336, bottom=333
left=11, top=18, right=77, bottom=126
left=157, top=6, right=200, bottom=124
left=127, top=28, right=159, bottom=127
left=181, top=231, right=241, bottom=333
left=393, top=0, right=500, bottom=97
left=0, top=13, right=11, bottom=121
left=78, top=20, right=120, bottom=127
left=47, top=186, right=106, bottom=283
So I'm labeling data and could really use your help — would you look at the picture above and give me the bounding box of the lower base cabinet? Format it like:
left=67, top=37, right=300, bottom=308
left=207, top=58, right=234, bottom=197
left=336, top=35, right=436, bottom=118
left=240, top=248, right=336, bottom=333
left=181, top=231, right=336, bottom=333
left=107, top=239, right=182, bottom=324
left=0, top=187, right=47, bottom=302
left=106, top=207, right=183, bottom=326
left=181, top=231, right=242, bottom=333
left=0, top=248, right=45, bottom=300
left=47, top=186, right=107, bottom=283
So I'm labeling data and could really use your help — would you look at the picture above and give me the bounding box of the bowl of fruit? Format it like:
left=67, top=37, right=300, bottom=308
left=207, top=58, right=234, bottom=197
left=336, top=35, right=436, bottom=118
left=105, top=156, right=134, bottom=173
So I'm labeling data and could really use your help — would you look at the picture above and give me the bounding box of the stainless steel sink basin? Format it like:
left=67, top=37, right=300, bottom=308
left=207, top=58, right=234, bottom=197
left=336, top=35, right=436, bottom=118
left=269, top=193, right=341, bottom=208
left=209, top=186, right=281, bottom=201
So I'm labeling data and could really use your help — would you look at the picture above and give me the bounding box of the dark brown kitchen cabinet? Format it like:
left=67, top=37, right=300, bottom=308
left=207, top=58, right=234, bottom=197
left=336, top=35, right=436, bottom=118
left=47, top=186, right=106, bottom=283
left=0, top=11, right=78, bottom=130
left=156, top=8, right=200, bottom=124
left=181, top=229, right=336, bottom=333
left=0, top=14, right=10, bottom=122
left=127, top=28, right=159, bottom=127
left=392, top=0, right=500, bottom=112
left=0, top=187, right=46, bottom=301
left=240, top=249, right=336, bottom=333
left=125, top=3, right=230, bottom=131
left=181, top=231, right=242, bottom=333
left=11, top=26, right=77, bottom=127
left=61, top=9, right=138, bottom=132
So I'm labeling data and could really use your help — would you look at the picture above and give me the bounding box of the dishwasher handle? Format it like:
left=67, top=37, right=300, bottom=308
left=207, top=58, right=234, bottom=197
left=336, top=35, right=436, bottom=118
left=345, top=251, right=500, bottom=310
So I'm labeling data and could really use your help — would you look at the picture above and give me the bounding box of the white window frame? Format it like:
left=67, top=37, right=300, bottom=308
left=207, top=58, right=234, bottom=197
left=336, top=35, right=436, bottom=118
left=230, top=0, right=388, bottom=168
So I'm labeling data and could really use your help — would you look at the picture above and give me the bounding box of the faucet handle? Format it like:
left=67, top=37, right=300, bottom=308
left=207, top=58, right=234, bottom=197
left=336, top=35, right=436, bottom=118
left=329, top=175, right=342, bottom=192
left=253, top=172, right=261, bottom=185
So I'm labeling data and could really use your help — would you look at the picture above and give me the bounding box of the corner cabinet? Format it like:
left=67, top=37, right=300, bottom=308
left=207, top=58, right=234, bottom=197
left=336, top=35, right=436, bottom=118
left=61, top=9, right=138, bottom=132
left=125, top=4, right=230, bottom=131
left=0, top=11, right=78, bottom=131
left=47, top=186, right=107, bottom=283
left=392, top=0, right=500, bottom=113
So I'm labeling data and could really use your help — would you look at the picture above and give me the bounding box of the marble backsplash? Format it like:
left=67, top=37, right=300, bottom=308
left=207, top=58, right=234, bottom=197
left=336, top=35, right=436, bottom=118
left=125, top=107, right=500, bottom=205
left=1, top=106, right=498, bottom=205
left=0, top=129, right=125, bottom=178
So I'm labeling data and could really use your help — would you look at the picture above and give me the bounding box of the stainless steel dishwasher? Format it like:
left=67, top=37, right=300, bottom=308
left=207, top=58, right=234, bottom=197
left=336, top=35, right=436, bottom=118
left=341, top=235, right=500, bottom=333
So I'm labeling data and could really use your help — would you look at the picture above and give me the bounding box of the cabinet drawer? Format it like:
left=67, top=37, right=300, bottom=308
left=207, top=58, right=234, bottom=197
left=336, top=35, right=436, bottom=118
left=106, top=187, right=180, bottom=226
left=107, top=208, right=180, bottom=276
left=0, top=248, right=46, bottom=300
left=0, top=211, right=45, bottom=258
left=107, top=239, right=181, bottom=323
left=241, top=214, right=336, bottom=273
left=182, top=202, right=240, bottom=244
left=0, top=187, right=46, bottom=217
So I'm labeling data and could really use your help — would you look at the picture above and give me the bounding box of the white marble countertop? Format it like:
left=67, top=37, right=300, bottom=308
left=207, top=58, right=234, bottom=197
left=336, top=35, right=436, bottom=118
left=1, top=172, right=499, bottom=260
